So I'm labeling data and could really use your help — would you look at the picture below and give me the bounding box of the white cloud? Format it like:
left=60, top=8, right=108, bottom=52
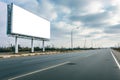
left=72, top=21, right=83, bottom=27
left=54, top=21, right=83, bottom=33
left=106, top=14, right=120, bottom=25
left=57, top=6, right=71, bottom=14
left=110, top=0, right=120, bottom=6
left=14, top=0, right=57, bottom=21
left=0, top=0, right=13, bottom=4
left=80, top=28, right=103, bottom=35
left=102, top=0, right=120, bottom=26
left=83, top=1, right=105, bottom=15
left=0, top=0, right=120, bottom=48
left=37, top=0, right=57, bottom=21
left=54, top=21, right=72, bottom=31
left=106, top=0, right=120, bottom=25
left=0, top=2, right=6, bottom=23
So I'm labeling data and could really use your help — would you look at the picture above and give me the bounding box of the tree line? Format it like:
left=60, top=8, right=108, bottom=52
left=0, top=45, right=95, bottom=53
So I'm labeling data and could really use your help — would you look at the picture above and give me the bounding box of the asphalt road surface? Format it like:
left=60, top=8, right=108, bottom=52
left=0, top=49, right=120, bottom=80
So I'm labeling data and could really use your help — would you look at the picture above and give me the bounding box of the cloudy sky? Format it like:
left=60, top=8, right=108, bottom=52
left=0, top=0, right=120, bottom=48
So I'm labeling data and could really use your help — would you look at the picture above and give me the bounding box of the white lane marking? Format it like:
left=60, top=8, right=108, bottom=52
left=111, top=51, right=120, bottom=70
left=8, top=61, right=70, bottom=80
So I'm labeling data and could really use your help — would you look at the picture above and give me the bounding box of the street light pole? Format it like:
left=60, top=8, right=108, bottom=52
left=71, top=29, right=73, bottom=50
left=71, top=27, right=79, bottom=50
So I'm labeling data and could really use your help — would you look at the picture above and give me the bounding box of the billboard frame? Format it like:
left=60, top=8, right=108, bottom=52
left=7, top=3, right=50, bottom=53
left=7, top=3, right=50, bottom=41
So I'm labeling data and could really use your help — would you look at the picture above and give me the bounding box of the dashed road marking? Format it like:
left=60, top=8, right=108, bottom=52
left=8, top=61, right=70, bottom=80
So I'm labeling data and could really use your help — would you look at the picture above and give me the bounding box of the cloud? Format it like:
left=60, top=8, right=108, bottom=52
left=36, top=0, right=57, bottom=21
left=13, top=0, right=57, bottom=21
left=104, top=24, right=120, bottom=34
left=0, top=0, right=120, bottom=48
left=80, top=1, right=105, bottom=15
left=0, top=0, right=13, bottom=4
left=58, top=6, right=71, bottom=14
left=0, top=2, right=7, bottom=35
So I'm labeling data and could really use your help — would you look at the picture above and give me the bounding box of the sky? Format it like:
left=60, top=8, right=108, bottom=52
left=0, top=0, right=120, bottom=48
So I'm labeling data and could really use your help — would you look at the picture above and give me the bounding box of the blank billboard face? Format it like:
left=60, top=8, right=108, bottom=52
left=7, top=4, right=50, bottom=39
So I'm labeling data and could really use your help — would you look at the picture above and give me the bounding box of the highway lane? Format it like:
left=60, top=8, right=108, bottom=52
left=0, top=50, right=96, bottom=80
left=0, top=49, right=120, bottom=80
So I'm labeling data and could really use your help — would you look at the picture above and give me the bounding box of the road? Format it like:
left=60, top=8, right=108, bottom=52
left=0, top=49, right=120, bottom=80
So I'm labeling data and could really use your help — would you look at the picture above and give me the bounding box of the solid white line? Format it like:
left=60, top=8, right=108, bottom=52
left=111, top=51, right=120, bottom=70
left=8, top=61, right=70, bottom=80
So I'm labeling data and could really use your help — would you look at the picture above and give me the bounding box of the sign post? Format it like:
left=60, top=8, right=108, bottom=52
left=42, top=40, right=45, bottom=52
left=15, top=36, right=18, bottom=53
left=31, top=38, right=34, bottom=53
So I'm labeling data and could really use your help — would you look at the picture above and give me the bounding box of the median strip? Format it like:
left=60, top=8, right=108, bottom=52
left=8, top=61, right=70, bottom=80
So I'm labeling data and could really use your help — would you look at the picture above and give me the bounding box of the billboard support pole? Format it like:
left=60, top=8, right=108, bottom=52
left=31, top=38, right=34, bottom=53
left=15, top=35, right=18, bottom=53
left=42, top=40, right=45, bottom=52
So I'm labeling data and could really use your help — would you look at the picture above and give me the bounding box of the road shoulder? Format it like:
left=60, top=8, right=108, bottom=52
left=111, top=49, right=120, bottom=64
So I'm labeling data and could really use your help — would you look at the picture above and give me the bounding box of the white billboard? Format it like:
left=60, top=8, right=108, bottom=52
left=7, top=4, right=50, bottom=40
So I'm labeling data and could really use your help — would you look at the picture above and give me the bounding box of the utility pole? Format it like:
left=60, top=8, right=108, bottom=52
left=84, top=38, right=86, bottom=49
left=71, top=27, right=80, bottom=50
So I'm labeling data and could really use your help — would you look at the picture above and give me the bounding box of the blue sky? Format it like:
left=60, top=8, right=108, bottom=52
left=0, top=0, right=120, bottom=48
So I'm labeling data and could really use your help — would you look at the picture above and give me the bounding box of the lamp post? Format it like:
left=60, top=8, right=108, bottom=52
left=71, top=27, right=80, bottom=50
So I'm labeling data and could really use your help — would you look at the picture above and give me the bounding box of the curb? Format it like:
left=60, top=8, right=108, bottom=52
left=0, top=50, right=83, bottom=59
left=0, top=52, right=63, bottom=59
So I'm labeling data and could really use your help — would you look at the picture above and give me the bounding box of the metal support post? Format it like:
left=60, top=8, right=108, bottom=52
left=31, top=38, right=34, bottom=53
left=42, top=40, right=45, bottom=52
left=70, top=27, right=79, bottom=50
left=84, top=39, right=86, bottom=48
left=15, top=36, right=18, bottom=53
left=71, top=31, right=73, bottom=50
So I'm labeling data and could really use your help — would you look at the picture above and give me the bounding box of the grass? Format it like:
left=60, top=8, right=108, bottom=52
left=112, top=48, right=120, bottom=52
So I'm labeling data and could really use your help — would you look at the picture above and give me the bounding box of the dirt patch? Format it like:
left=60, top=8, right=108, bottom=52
left=67, top=63, right=76, bottom=65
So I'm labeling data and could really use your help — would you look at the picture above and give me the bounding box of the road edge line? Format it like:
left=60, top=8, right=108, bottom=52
left=8, top=61, right=70, bottom=80
left=111, top=50, right=120, bottom=70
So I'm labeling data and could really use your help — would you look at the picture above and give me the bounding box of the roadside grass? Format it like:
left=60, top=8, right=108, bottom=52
left=113, top=48, right=120, bottom=52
